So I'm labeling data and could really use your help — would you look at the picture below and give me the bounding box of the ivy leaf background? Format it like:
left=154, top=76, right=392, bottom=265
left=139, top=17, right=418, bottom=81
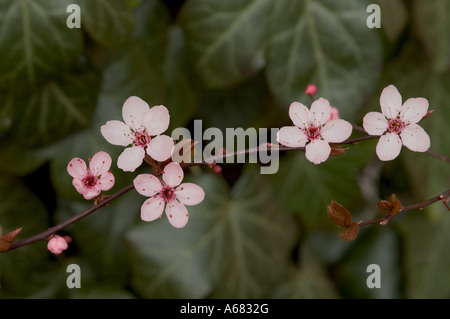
left=0, top=0, right=448, bottom=299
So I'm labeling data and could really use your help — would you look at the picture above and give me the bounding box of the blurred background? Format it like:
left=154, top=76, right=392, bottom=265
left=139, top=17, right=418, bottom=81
left=0, top=0, right=449, bottom=298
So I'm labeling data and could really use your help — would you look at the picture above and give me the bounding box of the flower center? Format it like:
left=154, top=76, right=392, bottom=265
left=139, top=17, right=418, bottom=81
left=82, top=174, right=97, bottom=188
left=133, top=130, right=151, bottom=147
left=160, top=185, right=176, bottom=202
left=305, top=124, right=322, bottom=141
left=387, top=118, right=404, bottom=134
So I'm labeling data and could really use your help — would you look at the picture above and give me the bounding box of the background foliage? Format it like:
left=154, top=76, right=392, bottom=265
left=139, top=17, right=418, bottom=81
left=0, top=0, right=449, bottom=298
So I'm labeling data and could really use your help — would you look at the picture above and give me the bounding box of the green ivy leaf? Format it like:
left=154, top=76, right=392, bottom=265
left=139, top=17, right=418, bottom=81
left=413, top=0, right=450, bottom=73
left=333, top=227, right=402, bottom=298
left=0, top=140, right=53, bottom=176
left=126, top=168, right=298, bottom=298
left=0, top=70, right=100, bottom=147
left=197, top=73, right=268, bottom=132
left=374, top=0, right=408, bottom=42
left=269, top=140, right=375, bottom=229
left=179, top=0, right=271, bottom=88
left=271, top=248, right=339, bottom=298
left=398, top=213, right=450, bottom=298
left=0, top=0, right=83, bottom=90
left=54, top=191, right=142, bottom=283
left=265, top=0, right=382, bottom=120
left=102, top=0, right=199, bottom=130
left=0, top=176, right=49, bottom=297
left=77, top=0, right=135, bottom=49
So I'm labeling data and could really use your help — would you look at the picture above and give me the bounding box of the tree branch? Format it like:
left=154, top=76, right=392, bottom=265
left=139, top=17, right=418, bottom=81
left=357, top=189, right=450, bottom=228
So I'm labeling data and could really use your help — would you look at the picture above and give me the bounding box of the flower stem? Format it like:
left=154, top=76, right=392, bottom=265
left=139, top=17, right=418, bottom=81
left=3, top=129, right=449, bottom=253
left=357, top=189, right=450, bottom=228
left=7, top=184, right=135, bottom=252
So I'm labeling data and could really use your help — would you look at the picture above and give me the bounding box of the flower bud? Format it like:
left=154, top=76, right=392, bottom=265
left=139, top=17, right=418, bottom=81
left=47, top=235, right=69, bottom=255
left=213, top=165, right=222, bottom=174
left=0, top=227, right=22, bottom=253
left=305, top=84, right=317, bottom=96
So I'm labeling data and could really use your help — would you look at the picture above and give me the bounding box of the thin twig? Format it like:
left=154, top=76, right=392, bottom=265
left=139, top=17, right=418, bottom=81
left=357, top=189, right=450, bottom=228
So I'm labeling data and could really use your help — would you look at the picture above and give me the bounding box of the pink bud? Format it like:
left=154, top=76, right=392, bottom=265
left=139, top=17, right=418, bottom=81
left=305, top=84, right=317, bottom=96
left=328, top=107, right=339, bottom=122
left=213, top=165, right=222, bottom=174
left=47, top=235, right=69, bottom=255
left=63, top=236, right=73, bottom=244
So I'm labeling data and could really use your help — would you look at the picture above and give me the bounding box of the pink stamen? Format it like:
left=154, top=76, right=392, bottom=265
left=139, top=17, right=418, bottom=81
left=387, top=118, right=404, bottom=134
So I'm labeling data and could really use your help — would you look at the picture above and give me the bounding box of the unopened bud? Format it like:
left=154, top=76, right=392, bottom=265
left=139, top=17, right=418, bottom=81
left=213, top=165, right=222, bottom=174
left=47, top=235, right=69, bottom=255
left=305, top=84, right=317, bottom=96
left=0, top=227, right=22, bottom=253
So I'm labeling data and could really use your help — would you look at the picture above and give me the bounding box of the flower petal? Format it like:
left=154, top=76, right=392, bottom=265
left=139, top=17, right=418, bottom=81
left=144, top=105, right=170, bottom=136
left=147, top=135, right=174, bottom=162
left=165, top=200, right=189, bottom=228
left=117, top=146, right=145, bottom=172
left=380, top=85, right=402, bottom=119
left=400, top=124, right=430, bottom=152
left=122, top=96, right=150, bottom=129
left=289, top=101, right=310, bottom=129
left=310, top=98, right=331, bottom=125
left=321, top=119, right=353, bottom=143
left=276, top=126, right=307, bottom=147
left=89, top=151, right=112, bottom=177
left=101, top=120, right=133, bottom=146
left=83, top=188, right=101, bottom=200
left=176, top=183, right=205, bottom=206
left=72, top=178, right=87, bottom=194
left=97, top=171, right=115, bottom=191
left=376, top=133, right=402, bottom=161
left=400, top=97, right=429, bottom=125
left=140, top=196, right=165, bottom=222
left=67, top=158, right=87, bottom=179
left=133, top=174, right=163, bottom=197
left=305, top=139, right=331, bottom=164
left=363, top=111, right=388, bottom=136
left=162, top=162, right=184, bottom=187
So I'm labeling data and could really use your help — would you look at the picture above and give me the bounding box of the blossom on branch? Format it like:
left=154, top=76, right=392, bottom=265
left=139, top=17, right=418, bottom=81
left=101, top=96, right=175, bottom=172
left=363, top=85, right=430, bottom=161
left=133, top=162, right=205, bottom=228
left=67, top=151, right=115, bottom=200
left=47, top=235, right=71, bottom=255
left=277, top=98, right=353, bottom=164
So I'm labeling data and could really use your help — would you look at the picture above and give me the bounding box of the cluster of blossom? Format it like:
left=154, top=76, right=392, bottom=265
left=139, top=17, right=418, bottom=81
left=277, top=84, right=430, bottom=164
left=49, top=84, right=431, bottom=254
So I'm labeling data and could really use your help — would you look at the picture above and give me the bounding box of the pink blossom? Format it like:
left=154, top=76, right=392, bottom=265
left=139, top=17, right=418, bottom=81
left=305, top=84, right=317, bottom=96
left=47, top=235, right=69, bottom=255
left=363, top=85, right=430, bottom=161
left=277, top=98, right=353, bottom=164
left=67, top=151, right=115, bottom=200
left=133, top=162, right=205, bottom=228
left=101, top=96, right=175, bottom=172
